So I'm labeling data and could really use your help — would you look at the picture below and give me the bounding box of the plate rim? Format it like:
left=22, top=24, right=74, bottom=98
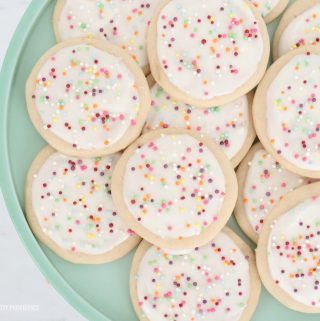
left=0, top=1, right=111, bottom=320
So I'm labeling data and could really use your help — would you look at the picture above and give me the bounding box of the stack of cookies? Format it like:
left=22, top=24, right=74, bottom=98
left=24, top=0, right=320, bottom=319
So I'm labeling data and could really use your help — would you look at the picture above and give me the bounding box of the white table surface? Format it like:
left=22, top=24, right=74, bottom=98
left=0, top=1, right=87, bottom=320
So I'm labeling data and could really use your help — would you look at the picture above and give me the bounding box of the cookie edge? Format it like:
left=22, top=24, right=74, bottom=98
left=111, top=128, right=238, bottom=249
left=25, top=38, right=151, bottom=157
left=147, top=0, right=270, bottom=108
left=272, top=0, right=320, bottom=60
left=130, top=226, right=261, bottom=321
left=253, top=45, right=320, bottom=178
left=144, top=76, right=256, bottom=168
left=256, top=181, right=320, bottom=313
left=25, top=145, right=141, bottom=264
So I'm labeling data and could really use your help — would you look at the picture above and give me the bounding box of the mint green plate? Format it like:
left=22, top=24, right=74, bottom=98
left=0, top=0, right=319, bottom=320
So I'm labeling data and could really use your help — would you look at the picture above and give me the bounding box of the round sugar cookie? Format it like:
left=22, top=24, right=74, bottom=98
left=256, top=182, right=320, bottom=312
left=130, top=227, right=261, bottom=321
left=235, top=143, right=314, bottom=243
left=25, top=146, right=140, bottom=264
left=273, top=0, right=320, bottom=60
left=111, top=128, right=238, bottom=249
left=148, top=0, right=270, bottom=108
left=53, top=0, right=163, bottom=74
left=144, top=81, right=256, bottom=167
left=26, top=38, right=150, bottom=157
left=253, top=46, right=320, bottom=178
left=249, top=0, right=289, bottom=24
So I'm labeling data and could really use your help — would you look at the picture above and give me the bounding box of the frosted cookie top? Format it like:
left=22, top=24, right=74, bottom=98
left=26, top=41, right=149, bottom=157
left=277, top=3, right=320, bottom=57
left=145, top=83, right=252, bottom=165
left=266, top=52, right=320, bottom=172
left=28, top=149, right=134, bottom=258
left=241, top=146, right=309, bottom=240
left=132, top=230, right=259, bottom=321
left=150, top=0, right=267, bottom=107
left=123, top=134, right=225, bottom=238
left=267, top=196, right=320, bottom=308
left=55, top=0, right=162, bottom=71
left=112, top=130, right=237, bottom=249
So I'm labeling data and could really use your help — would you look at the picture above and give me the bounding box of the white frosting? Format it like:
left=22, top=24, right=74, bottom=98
left=32, top=44, right=140, bottom=150
left=243, top=148, right=307, bottom=236
left=31, top=152, right=131, bottom=255
left=268, top=196, right=320, bottom=307
left=156, top=0, right=264, bottom=100
left=249, top=0, right=281, bottom=19
left=278, top=4, right=320, bottom=57
left=146, top=83, right=250, bottom=160
left=123, top=134, right=226, bottom=239
left=266, top=53, right=320, bottom=171
left=58, top=0, right=162, bottom=69
left=136, top=232, right=251, bottom=321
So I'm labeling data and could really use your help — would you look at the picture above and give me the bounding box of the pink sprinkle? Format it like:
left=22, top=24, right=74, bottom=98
left=164, top=291, right=172, bottom=298
left=127, top=229, right=135, bottom=235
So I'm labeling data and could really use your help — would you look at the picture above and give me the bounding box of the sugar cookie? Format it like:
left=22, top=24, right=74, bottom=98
left=235, top=143, right=313, bottom=243
left=25, top=146, right=140, bottom=264
left=53, top=0, right=163, bottom=74
left=257, top=182, right=320, bottom=313
left=144, top=81, right=255, bottom=167
left=253, top=46, right=320, bottom=178
left=130, top=227, right=261, bottom=321
left=26, top=38, right=150, bottom=157
left=112, top=129, right=237, bottom=249
left=249, top=0, right=289, bottom=24
left=148, top=0, right=270, bottom=108
left=273, top=0, right=320, bottom=60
